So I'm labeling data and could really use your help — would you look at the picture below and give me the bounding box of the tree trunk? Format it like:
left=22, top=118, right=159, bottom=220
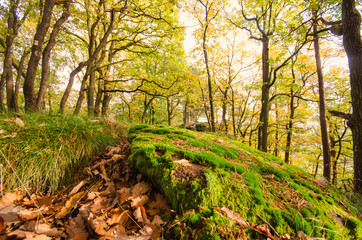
left=313, top=14, right=331, bottom=182
left=74, top=66, right=91, bottom=115
left=1, top=0, right=20, bottom=111
left=167, top=96, right=172, bottom=126
left=37, top=5, right=70, bottom=111
left=202, top=28, right=215, bottom=132
left=273, top=103, right=279, bottom=157
left=60, top=9, right=118, bottom=113
left=231, top=88, right=237, bottom=136
left=258, top=37, right=270, bottom=152
left=24, top=0, right=55, bottom=112
left=342, top=0, right=362, bottom=193
left=14, top=50, right=30, bottom=112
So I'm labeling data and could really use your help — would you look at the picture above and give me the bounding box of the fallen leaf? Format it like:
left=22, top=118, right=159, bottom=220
left=18, top=208, right=48, bottom=221
left=14, top=118, right=25, bottom=127
left=0, top=203, right=23, bottom=225
left=66, top=214, right=88, bottom=238
left=174, top=159, right=193, bottom=167
left=56, top=191, right=84, bottom=219
left=102, top=225, right=126, bottom=239
left=90, top=196, right=112, bottom=214
left=69, top=180, right=88, bottom=196
left=36, top=223, right=63, bottom=237
left=219, top=207, right=250, bottom=228
left=91, top=216, right=108, bottom=235
left=0, top=192, right=23, bottom=204
left=119, top=193, right=131, bottom=205
left=0, top=129, right=5, bottom=134
left=112, top=154, right=124, bottom=161
left=132, top=182, right=151, bottom=197
left=134, top=207, right=143, bottom=223
left=151, top=215, right=164, bottom=226
left=0, top=215, right=6, bottom=233
left=107, top=209, right=131, bottom=226
left=131, top=195, right=149, bottom=208
left=139, top=225, right=153, bottom=236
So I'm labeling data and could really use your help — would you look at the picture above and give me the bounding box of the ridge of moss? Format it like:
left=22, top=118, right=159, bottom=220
left=127, top=124, right=362, bottom=239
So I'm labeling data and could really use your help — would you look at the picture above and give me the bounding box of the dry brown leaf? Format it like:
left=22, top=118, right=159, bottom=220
left=174, top=159, right=192, bottom=167
left=18, top=208, right=47, bottom=221
left=0, top=215, right=6, bottom=233
left=131, top=195, right=149, bottom=208
left=134, top=207, right=143, bottom=223
left=9, top=229, right=52, bottom=240
left=112, top=154, right=125, bottom=162
left=90, top=196, right=112, bottom=214
left=132, top=182, right=151, bottom=197
left=154, top=194, right=170, bottom=210
left=69, top=180, right=88, bottom=195
left=119, top=193, right=131, bottom=205
left=100, top=165, right=110, bottom=181
left=55, top=191, right=84, bottom=219
left=151, top=215, right=164, bottom=226
left=14, top=118, right=25, bottom=127
left=0, top=192, right=23, bottom=204
left=219, top=207, right=250, bottom=228
left=35, top=223, right=63, bottom=237
left=0, top=203, right=23, bottom=225
left=254, top=224, right=278, bottom=240
left=69, top=232, right=89, bottom=240
left=101, top=225, right=126, bottom=239
left=139, top=225, right=153, bottom=236
left=100, top=182, right=116, bottom=196
left=66, top=214, right=88, bottom=238
left=0, top=129, right=5, bottom=134
left=296, top=231, right=325, bottom=240
left=314, top=178, right=328, bottom=188
left=107, top=209, right=131, bottom=226
left=91, top=216, right=108, bottom=235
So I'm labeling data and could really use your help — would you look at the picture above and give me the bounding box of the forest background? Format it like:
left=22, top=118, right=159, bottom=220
left=0, top=0, right=361, bottom=194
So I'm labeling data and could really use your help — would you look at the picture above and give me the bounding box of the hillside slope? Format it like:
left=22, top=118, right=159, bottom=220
left=128, top=124, right=361, bottom=239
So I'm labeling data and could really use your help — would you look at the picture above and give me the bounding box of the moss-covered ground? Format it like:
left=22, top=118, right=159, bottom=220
left=128, top=124, right=362, bottom=239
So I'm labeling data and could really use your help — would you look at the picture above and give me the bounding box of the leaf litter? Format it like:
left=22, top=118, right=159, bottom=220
left=0, top=142, right=172, bottom=239
left=0, top=139, right=328, bottom=240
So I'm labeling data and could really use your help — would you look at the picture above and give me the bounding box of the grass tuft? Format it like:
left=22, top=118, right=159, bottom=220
left=0, top=113, right=121, bottom=194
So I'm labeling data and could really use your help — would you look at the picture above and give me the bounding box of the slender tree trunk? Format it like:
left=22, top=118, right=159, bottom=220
left=24, top=0, right=55, bottom=112
left=37, top=5, right=70, bottom=111
left=74, top=66, right=91, bottom=115
left=1, top=0, right=20, bottom=111
left=342, top=0, right=362, bottom=193
left=202, top=29, right=215, bottom=132
left=94, top=79, right=103, bottom=117
left=314, top=156, right=320, bottom=178
left=273, top=103, right=279, bottom=157
left=313, top=14, right=331, bottom=182
left=231, top=88, right=236, bottom=136
left=14, top=50, right=30, bottom=112
left=258, top=37, right=270, bottom=152
left=167, top=96, right=172, bottom=126
left=60, top=9, right=117, bottom=113
left=285, top=69, right=297, bottom=164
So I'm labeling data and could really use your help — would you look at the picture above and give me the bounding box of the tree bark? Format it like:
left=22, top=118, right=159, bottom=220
left=60, top=9, right=118, bottom=113
left=37, top=5, right=70, bottom=111
left=258, top=37, right=270, bottom=152
left=14, top=50, right=30, bottom=112
left=313, top=14, right=331, bottom=182
left=24, top=0, right=56, bottom=112
left=1, top=0, right=20, bottom=111
left=342, top=0, right=362, bottom=193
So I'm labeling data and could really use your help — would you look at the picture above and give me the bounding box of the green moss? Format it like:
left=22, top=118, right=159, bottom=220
left=151, top=128, right=172, bottom=134
left=129, top=124, right=149, bottom=134
left=127, top=124, right=362, bottom=239
left=346, top=216, right=362, bottom=238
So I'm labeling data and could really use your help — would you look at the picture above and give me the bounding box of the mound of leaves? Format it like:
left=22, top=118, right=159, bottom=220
left=0, top=141, right=175, bottom=239
left=128, top=124, right=362, bottom=239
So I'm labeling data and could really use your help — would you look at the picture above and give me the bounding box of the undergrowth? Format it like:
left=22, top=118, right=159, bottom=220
left=0, top=113, right=123, bottom=194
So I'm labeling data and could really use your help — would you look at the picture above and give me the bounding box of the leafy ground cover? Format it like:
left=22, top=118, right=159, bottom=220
left=0, top=143, right=173, bottom=239
left=0, top=113, right=124, bottom=193
left=128, top=124, right=362, bottom=239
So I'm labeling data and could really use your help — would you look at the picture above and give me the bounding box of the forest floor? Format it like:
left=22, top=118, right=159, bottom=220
left=0, top=139, right=174, bottom=240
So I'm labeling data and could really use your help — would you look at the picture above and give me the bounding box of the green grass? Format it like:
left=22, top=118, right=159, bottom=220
left=0, top=113, right=122, bottom=194
left=128, top=124, right=362, bottom=239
